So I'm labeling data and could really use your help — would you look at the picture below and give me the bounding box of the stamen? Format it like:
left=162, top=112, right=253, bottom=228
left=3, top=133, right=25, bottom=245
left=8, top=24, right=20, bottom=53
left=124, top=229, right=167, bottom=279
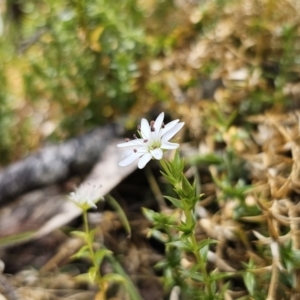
left=137, top=124, right=141, bottom=130
left=150, top=126, right=155, bottom=132
left=125, top=138, right=130, bottom=142
left=133, top=134, right=138, bottom=139
left=150, top=120, right=155, bottom=126
left=143, top=139, right=148, bottom=143
left=161, top=122, right=165, bottom=128
left=133, top=149, right=137, bottom=153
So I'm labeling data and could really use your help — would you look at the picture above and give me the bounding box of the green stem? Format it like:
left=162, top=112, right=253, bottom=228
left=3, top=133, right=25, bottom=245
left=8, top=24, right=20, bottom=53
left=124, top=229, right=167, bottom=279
left=184, top=207, right=213, bottom=297
left=83, top=210, right=106, bottom=300
left=160, top=157, right=213, bottom=297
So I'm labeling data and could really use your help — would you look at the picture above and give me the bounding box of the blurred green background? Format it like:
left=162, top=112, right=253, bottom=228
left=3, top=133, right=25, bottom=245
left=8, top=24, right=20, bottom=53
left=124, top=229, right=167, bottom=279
left=1, top=0, right=300, bottom=163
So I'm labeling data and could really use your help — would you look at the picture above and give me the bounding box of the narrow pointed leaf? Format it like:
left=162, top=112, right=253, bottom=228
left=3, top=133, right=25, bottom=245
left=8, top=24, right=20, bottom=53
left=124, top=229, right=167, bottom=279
left=164, top=196, right=183, bottom=209
left=102, top=273, right=126, bottom=283
left=107, top=195, right=131, bottom=238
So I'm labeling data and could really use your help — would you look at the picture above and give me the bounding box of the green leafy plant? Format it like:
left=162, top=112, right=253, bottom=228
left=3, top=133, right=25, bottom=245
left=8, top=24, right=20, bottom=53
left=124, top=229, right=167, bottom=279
left=118, top=113, right=231, bottom=299
left=68, top=183, right=141, bottom=299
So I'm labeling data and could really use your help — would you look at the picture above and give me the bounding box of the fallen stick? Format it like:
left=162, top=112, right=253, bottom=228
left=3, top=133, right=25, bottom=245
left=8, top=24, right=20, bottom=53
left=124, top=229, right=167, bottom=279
left=0, top=124, right=119, bottom=205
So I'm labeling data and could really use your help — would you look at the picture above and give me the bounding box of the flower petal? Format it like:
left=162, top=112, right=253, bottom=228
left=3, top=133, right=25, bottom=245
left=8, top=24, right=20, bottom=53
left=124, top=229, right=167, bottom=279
left=154, top=112, right=164, bottom=132
left=117, top=139, right=144, bottom=147
left=136, top=147, right=149, bottom=154
left=150, top=148, right=163, bottom=160
left=119, top=152, right=141, bottom=166
left=121, top=149, right=136, bottom=158
left=162, top=122, right=184, bottom=142
left=140, top=118, right=151, bottom=140
left=161, top=141, right=179, bottom=149
left=138, top=153, right=152, bottom=169
left=161, top=119, right=179, bottom=136
left=69, top=183, right=102, bottom=209
left=87, top=200, right=97, bottom=209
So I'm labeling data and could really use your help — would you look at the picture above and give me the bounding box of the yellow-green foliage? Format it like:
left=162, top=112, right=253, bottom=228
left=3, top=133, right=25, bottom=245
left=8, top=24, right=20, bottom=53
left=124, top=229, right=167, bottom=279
left=1, top=0, right=300, bottom=164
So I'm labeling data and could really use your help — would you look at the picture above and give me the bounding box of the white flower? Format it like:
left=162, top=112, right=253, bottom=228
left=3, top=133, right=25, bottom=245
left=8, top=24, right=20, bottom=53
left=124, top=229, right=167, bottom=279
left=117, top=112, right=184, bottom=169
left=68, top=183, right=103, bottom=209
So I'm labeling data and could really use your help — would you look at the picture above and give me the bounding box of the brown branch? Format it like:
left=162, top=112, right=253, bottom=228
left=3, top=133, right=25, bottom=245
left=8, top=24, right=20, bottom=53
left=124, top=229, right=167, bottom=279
left=0, top=124, right=119, bottom=206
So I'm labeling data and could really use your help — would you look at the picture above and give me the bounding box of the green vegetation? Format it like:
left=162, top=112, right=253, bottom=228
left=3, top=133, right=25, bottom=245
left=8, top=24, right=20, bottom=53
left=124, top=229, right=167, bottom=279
left=2, top=0, right=300, bottom=298
left=1, top=0, right=300, bottom=162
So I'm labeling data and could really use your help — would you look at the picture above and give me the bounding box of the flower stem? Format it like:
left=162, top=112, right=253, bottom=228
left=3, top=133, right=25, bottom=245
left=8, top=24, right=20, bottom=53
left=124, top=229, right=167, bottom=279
left=83, top=210, right=106, bottom=299
left=160, top=156, right=214, bottom=297
left=184, top=207, right=213, bottom=297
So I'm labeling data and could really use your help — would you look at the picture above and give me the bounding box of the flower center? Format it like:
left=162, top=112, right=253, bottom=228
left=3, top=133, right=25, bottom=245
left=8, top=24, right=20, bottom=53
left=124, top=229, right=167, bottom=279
left=147, top=140, right=161, bottom=151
